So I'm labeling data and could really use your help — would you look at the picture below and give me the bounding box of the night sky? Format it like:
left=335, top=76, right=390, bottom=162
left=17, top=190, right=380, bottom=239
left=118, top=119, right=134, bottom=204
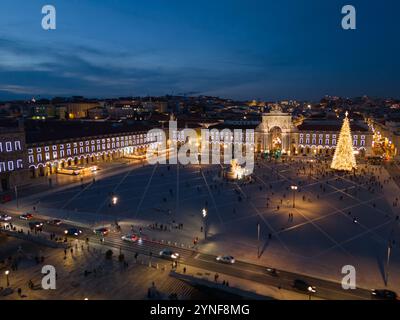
left=0, top=0, right=399, bottom=101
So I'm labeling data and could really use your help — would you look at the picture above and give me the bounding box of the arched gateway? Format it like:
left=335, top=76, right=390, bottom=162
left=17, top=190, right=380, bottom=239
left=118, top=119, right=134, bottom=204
left=255, top=105, right=297, bottom=154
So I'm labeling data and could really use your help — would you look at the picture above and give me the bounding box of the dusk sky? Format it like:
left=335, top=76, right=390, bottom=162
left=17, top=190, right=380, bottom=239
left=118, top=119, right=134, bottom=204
left=0, top=0, right=399, bottom=101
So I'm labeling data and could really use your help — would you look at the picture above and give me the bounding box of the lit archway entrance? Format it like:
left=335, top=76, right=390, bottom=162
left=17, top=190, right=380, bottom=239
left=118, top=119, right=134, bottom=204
left=270, top=127, right=282, bottom=152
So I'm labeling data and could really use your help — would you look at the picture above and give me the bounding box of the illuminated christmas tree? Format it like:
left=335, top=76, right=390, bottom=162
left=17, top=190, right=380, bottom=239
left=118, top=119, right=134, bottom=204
left=331, top=112, right=357, bottom=171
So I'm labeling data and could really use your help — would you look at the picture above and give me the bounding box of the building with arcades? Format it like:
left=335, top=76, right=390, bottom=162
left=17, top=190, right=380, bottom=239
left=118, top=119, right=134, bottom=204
left=255, top=106, right=372, bottom=157
left=295, top=121, right=371, bottom=157
left=0, top=124, right=29, bottom=192
left=24, top=121, right=163, bottom=178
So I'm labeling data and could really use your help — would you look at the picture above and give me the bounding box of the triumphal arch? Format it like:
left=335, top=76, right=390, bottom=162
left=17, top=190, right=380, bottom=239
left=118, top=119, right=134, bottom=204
left=255, top=105, right=298, bottom=154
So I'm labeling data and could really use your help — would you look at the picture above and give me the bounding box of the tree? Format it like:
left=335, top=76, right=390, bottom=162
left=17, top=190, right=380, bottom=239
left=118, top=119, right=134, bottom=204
left=331, top=112, right=357, bottom=171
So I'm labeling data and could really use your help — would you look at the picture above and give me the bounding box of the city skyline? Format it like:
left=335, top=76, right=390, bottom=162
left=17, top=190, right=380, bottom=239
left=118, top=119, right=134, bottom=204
left=1, top=0, right=399, bottom=101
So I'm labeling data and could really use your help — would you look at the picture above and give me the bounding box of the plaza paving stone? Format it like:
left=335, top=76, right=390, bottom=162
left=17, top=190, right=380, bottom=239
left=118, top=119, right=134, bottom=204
left=7, top=158, right=400, bottom=293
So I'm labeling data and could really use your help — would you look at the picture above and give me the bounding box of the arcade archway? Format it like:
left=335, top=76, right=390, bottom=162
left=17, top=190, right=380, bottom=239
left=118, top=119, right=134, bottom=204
left=270, top=126, right=282, bottom=152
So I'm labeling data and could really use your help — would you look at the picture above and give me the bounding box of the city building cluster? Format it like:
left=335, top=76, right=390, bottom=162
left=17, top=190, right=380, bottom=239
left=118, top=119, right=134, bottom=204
left=0, top=94, right=397, bottom=193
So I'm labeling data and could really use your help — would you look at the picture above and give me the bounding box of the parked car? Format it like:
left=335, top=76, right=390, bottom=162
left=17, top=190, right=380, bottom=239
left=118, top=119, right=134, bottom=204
left=121, top=234, right=139, bottom=242
left=293, top=279, right=317, bottom=293
left=371, top=289, right=397, bottom=300
left=64, top=228, right=82, bottom=236
left=0, top=214, right=12, bottom=221
left=159, top=249, right=179, bottom=260
left=216, top=255, right=235, bottom=264
left=19, top=213, right=33, bottom=220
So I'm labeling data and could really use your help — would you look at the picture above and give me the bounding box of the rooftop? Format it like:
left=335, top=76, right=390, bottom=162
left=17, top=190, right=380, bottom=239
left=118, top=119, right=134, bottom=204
left=297, top=120, right=369, bottom=132
left=24, top=120, right=159, bottom=144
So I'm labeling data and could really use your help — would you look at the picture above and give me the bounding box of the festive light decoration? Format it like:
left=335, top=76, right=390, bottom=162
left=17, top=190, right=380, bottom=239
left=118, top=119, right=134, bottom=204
left=331, top=112, right=357, bottom=171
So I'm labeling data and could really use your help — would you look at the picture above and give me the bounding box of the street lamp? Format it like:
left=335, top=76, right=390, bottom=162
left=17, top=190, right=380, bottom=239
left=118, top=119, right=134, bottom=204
left=202, top=208, right=207, bottom=240
left=111, top=196, right=118, bottom=205
left=5, top=270, right=10, bottom=287
left=307, top=286, right=314, bottom=300
left=291, top=185, right=298, bottom=208
left=257, top=222, right=260, bottom=258
left=386, top=243, right=392, bottom=286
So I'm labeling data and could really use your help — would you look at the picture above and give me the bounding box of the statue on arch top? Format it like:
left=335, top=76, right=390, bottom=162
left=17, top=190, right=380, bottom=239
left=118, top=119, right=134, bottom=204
left=270, top=104, right=283, bottom=113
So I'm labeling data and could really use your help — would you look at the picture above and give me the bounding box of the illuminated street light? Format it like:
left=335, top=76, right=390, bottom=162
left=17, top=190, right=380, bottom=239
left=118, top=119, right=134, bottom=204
left=5, top=270, right=10, bottom=287
left=202, top=208, right=207, bottom=240
left=291, top=185, right=298, bottom=208
left=307, top=286, right=316, bottom=300
left=111, top=196, right=118, bottom=205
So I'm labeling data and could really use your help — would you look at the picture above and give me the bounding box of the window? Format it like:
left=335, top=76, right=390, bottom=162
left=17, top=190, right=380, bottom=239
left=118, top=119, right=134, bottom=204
left=15, top=141, right=22, bottom=150
left=6, top=142, right=12, bottom=152
left=28, top=155, right=34, bottom=163
left=7, top=161, right=14, bottom=171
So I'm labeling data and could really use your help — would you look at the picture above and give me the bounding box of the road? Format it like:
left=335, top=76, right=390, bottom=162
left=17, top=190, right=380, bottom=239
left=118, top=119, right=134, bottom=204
left=0, top=210, right=378, bottom=300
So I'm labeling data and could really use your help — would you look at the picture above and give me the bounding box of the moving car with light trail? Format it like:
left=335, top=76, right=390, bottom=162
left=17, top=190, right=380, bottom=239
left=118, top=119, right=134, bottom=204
left=121, top=234, right=139, bottom=242
left=216, top=255, right=235, bottom=264
left=371, top=289, right=397, bottom=300
left=29, top=221, right=44, bottom=231
left=94, top=227, right=109, bottom=236
left=293, top=279, right=317, bottom=293
left=64, top=228, right=82, bottom=236
left=19, top=213, right=33, bottom=220
left=0, top=214, right=12, bottom=221
left=46, top=219, right=62, bottom=226
left=159, top=249, right=179, bottom=260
